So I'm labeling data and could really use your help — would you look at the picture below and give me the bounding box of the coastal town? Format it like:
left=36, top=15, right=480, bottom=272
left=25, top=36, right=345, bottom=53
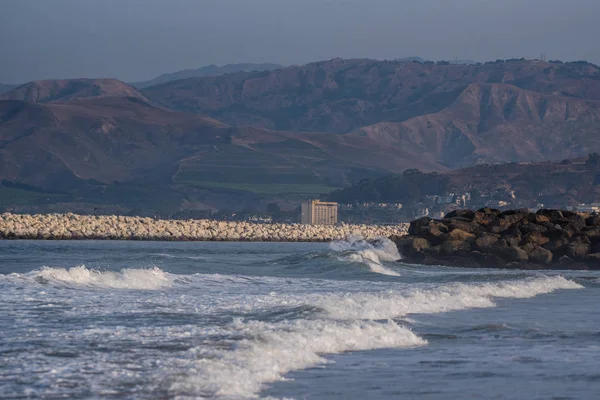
left=338, top=195, right=599, bottom=224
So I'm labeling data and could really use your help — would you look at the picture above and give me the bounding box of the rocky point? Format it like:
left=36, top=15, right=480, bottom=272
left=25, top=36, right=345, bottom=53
left=391, top=208, right=600, bottom=270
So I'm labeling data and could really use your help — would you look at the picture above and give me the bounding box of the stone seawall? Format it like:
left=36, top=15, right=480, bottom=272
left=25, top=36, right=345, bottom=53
left=0, top=213, right=409, bottom=242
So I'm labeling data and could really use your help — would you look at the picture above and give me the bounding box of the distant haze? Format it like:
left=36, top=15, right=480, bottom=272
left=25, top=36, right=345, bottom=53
left=1, top=0, right=599, bottom=83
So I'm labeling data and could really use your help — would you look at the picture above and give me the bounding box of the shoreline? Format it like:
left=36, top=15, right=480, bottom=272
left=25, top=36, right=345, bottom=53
left=0, top=213, right=409, bottom=242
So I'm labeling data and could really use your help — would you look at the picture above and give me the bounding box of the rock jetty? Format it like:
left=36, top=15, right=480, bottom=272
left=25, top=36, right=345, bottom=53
left=0, top=213, right=408, bottom=242
left=392, top=208, right=600, bottom=270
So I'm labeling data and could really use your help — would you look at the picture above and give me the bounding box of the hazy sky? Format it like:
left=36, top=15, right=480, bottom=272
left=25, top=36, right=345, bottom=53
left=1, top=0, right=599, bottom=83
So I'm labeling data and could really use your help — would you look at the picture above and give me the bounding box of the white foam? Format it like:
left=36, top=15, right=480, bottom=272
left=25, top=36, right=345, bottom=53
left=31, top=266, right=173, bottom=290
left=204, top=275, right=581, bottom=322
left=330, top=235, right=401, bottom=276
left=316, top=275, right=583, bottom=320
left=171, top=319, right=425, bottom=398
left=167, top=274, right=581, bottom=398
left=1, top=264, right=584, bottom=399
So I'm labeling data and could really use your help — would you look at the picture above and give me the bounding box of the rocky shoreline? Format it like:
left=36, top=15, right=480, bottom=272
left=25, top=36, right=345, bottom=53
left=392, top=208, right=600, bottom=270
left=0, top=213, right=408, bottom=242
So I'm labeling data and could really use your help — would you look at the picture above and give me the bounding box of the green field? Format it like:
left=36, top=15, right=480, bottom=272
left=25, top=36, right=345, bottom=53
left=179, top=181, right=340, bottom=195
left=0, top=186, right=65, bottom=208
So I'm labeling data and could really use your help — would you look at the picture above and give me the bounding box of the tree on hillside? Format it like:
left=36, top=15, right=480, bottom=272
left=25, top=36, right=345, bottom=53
left=326, top=170, right=449, bottom=204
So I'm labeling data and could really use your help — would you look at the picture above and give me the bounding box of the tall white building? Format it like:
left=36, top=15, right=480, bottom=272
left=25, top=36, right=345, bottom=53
left=301, top=200, right=338, bottom=225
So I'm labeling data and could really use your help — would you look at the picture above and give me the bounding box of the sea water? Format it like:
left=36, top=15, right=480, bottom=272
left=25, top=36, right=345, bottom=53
left=0, top=239, right=599, bottom=399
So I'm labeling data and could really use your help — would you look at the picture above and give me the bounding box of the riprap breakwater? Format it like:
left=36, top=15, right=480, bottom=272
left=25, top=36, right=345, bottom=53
left=0, top=213, right=409, bottom=242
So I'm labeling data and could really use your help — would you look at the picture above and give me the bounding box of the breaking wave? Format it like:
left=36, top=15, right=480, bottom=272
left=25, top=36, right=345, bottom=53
left=28, top=266, right=173, bottom=290
left=166, top=274, right=579, bottom=398
left=313, top=275, right=582, bottom=320
left=0, top=250, right=585, bottom=399
left=330, top=235, right=402, bottom=276
left=171, top=318, right=425, bottom=398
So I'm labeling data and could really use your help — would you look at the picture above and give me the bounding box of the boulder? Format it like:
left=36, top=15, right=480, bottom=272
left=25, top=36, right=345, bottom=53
left=441, top=240, right=472, bottom=255
left=424, top=226, right=450, bottom=245
left=444, top=219, right=479, bottom=234
left=519, top=221, right=549, bottom=234
left=493, top=238, right=509, bottom=250
left=494, top=246, right=529, bottom=262
left=504, top=235, right=521, bottom=247
left=527, top=213, right=551, bottom=224
left=556, top=216, right=587, bottom=232
left=447, top=229, right=476, bottom=242
left=545, top=226, right=573, bottom=241
left=500, top=209, right=530, bottom=218
left=582, top=228, right=600, bottom=243
left=473, top=208, right=500, bottom=226
left=395, top=237, right=431, bottom=258
left=500, top=209, right=529, bottom=223
left=586, top=214, right=600, bottom=226
left=489, top=219, right=514, bottom=234
left=503, top=225, right=523, bottom=247
left=489, top=212, right=527, bottom=234
left=408, top=219, right=449, bottom=245
left=565, top=242, right=591, bottom=261
left=542, top=237, right=569, bottom=256
left=521, top=232, right=550, bottom=247
left=408, top=217, right=433, bottom=235
left=425, top=245, right=443, bottom=257
left=393, top=209, right=600, bottom=269
left=474, top=233, right=500, bottom=250
left=537, top=209, right=564, bottom=220
left=444, top=209, right=475, bottom=221
left=467, top=251, right=508, bottom=268
left=528, top=246, right=553, bottom=264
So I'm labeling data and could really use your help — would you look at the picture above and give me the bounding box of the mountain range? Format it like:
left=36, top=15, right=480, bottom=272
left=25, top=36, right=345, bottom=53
left=0, top=63, right=284, bottom=95
left=1, top=58, right=600, bottom=215
left=129, top=63, right=284, bottom=89
left=1, top=79, right=149, bottom=103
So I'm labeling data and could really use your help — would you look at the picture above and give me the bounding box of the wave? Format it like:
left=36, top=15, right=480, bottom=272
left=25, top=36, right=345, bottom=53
left=166, top=274, right=581, bottom=398
left=314, top=275, right=582, bottom=320
left=1, top=262, right=584, bottom=398
left=28, top=266, right=173, bottom=290
left=170, top=318, right=425, bottom=399
left=330, top=236, right=402, bottom=276
left=195, top=275, right=580, bottom=322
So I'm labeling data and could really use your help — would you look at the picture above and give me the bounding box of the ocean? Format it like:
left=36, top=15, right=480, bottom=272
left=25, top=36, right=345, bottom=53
left=1, top=238, right=599, bottom=399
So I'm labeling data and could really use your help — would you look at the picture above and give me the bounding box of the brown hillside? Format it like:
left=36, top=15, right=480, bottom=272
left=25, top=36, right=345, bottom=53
left=0, top=79, right=148, bottom=103
left=0, top=98, right=224, bottom=189
left=355, top=83, right=600, bottom=167
left=142, top=59, right=600, bottom=133
left=0, top=97, right=445, bottom=193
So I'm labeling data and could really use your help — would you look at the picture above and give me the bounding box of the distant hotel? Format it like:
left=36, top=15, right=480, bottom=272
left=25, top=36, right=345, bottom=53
left=301, top=200, right=338, bottom=225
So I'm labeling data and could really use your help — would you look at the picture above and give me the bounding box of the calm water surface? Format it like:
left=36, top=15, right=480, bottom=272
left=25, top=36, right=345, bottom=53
left=0, top=239, right=599, bottom=399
